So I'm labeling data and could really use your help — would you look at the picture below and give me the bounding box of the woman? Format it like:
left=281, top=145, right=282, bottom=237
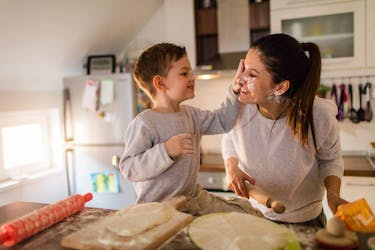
left=221, top=33, right=348, bottom=227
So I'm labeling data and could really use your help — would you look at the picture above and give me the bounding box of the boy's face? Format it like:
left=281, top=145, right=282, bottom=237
left=162, top=55, right=195, bottom=103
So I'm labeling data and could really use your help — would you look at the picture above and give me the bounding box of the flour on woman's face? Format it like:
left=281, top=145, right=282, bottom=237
left=243, top=76, right=255, bottom=92
left=239, top=49, right=287, bottom=105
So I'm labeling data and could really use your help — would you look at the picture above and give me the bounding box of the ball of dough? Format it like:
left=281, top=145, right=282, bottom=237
left=326, top=217, right=345, bottom=237
left=368, top=236, right=375, bottom=250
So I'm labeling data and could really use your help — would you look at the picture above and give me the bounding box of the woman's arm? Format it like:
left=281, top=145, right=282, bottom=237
left=324, top=175, right=348, bottom=214
left=314, top=98, right=348, bottom=214
left=222, top=133, right=255, bottom=198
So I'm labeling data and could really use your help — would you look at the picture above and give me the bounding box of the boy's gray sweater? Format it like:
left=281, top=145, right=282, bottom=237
left=119, top=87, right=239, bottom=203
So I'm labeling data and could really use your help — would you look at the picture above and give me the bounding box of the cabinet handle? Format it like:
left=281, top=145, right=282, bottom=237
left=286, top=0, right=314, bottom=5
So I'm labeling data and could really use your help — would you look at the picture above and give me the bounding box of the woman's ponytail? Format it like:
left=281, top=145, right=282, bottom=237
left=288, top=42, right=321, bottom=149
left=252, top=34, right=322, bottom=150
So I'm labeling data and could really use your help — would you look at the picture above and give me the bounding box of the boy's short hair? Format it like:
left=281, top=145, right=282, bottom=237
left=133, top=43, right=187, bottom=100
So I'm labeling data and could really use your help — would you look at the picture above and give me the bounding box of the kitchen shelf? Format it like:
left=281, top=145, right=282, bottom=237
left=199, top=164, right=225, bottom=172
left=195, top=8, right=217, bottom=35
left=194, top=0, right=270, bottom=66
left=298, top=33, right=354, bottom=42
left=249, top=0, right=270, bottom=31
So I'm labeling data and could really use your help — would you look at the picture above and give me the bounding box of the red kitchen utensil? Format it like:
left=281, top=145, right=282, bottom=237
left=0, top=193, right=92, bottom=247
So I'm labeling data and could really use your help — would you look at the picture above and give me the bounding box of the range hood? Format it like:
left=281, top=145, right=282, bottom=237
left=195, top=0, right=249, bottom=80
left=195, top=51, right=247, bottom=80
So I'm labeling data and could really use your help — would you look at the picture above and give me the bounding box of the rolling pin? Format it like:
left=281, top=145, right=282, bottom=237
left=244, top=181, right=285, bottom=214
left=0, top=193, right=93, bottom=247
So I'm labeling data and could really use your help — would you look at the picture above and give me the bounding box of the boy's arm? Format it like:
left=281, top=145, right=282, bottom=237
left=119, top=119, right=174, bottom=182
left=191, top=84, right=240, bottom=135
left=193, top=59, right=244, bottom=135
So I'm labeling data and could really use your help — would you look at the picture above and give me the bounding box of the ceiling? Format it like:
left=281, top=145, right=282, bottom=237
left=0, top=0, right=163, bottom=90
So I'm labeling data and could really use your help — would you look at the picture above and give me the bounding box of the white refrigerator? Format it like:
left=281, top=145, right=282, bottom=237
left=63, top=73, right=137, bottom=209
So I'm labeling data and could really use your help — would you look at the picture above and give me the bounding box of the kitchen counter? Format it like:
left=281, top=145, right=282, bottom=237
left=0, top=201, right=114, bottom=250
left=0, top=201, right=372, bottom=250
left=200, top=155, right=375, bottom=177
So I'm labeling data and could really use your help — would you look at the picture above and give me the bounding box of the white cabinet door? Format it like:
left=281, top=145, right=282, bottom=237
left=271, top=0, right=366, bottom=70
left=366, top=0, right=375, bottom=67
left=270, top=0, right=348, bottom=11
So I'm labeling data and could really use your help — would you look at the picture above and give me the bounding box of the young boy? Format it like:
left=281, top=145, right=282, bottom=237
left=119, top=43, right=262, bottom=216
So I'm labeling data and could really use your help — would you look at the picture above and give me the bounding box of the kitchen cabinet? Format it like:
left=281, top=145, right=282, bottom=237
left=195, top=5, right=218, bottom=66
left=249, top=0, right=270, bottom=43
left=271, top=0, right=366, bottom=71
left=366, top=0, right=375, bottom=67
left=194, top=0, right=270, bottom=66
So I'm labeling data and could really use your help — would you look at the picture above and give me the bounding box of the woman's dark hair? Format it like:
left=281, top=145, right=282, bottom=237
left=252, top=33, right=321, bottom=149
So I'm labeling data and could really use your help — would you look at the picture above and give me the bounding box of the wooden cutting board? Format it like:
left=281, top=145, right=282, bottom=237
left=60, top=196, right=193, bottom=250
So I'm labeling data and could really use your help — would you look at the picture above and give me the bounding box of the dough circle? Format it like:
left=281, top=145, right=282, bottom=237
left=188, top=212, right=300, bottom=250
left=315, top=228, right=358, bottom=249
left=105, top=202, right=174, bottom=237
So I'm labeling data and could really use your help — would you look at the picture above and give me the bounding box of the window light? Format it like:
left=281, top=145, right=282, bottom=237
left=2, top=124, right=45, bottom=169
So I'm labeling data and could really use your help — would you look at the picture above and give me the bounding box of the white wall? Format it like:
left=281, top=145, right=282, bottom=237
left=0, top=90, right=68, bottom=205
left=122, top=4, right=166, bottom=62
left=0, top=0, right=164, bottom=207
left=124, top=0, right=196, bottom=69
left=185, top=77, right=233, bottom=154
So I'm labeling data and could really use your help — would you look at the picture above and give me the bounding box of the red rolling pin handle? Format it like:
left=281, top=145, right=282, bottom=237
left=0, top=193, right=92, bottom=247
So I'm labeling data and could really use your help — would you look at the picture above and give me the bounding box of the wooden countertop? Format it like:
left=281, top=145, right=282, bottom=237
left=200, top=163, right=225, bottom=172
left=200, top=163, right=375, bottom=177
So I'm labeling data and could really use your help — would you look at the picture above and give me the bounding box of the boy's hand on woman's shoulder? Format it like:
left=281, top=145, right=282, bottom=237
left=165, top=133, right=194, bottom=159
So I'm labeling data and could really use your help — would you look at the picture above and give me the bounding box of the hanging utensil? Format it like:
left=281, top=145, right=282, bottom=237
left=337, top=84, right=346, bottom=121
left=364, top=82, right=373, bottom=122
left=348, top=84, right=359, bottom=123
left=357, top=83, right=366, bottom=122
left=330, top=84, right=340, bottom=121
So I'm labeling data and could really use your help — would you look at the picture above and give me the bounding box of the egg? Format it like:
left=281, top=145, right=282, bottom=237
left=326, top=217, right=345, bottom=237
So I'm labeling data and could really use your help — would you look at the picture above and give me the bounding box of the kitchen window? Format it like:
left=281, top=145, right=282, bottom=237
left=0, top=109, right=60, bottom=181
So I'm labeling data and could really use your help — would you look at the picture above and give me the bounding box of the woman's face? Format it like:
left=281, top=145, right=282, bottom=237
left=238, top=48, right=276, bottom=105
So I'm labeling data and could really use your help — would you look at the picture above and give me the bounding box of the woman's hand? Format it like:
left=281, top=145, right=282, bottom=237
left=232, top=59, right=245, bottom=95
left=225, top=157, right=255, bottom=198
left=327, top=191, right=348, bottom=214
